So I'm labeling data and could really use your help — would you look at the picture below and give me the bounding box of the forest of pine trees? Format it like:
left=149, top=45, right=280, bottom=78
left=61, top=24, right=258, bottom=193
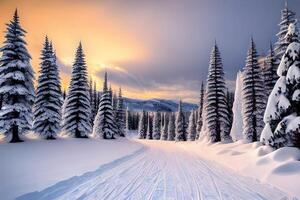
left=0, top=3, right=299, bottom=154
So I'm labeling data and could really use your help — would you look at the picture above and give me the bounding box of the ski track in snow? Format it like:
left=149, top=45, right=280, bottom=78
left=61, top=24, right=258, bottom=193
left=17, top=140, right=292, bottom=200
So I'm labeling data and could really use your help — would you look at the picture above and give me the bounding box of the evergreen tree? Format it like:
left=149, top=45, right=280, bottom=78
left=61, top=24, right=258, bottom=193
left=196, top=81, right=205, bottom=140
left=116, top=87, right=126, bottom=137
left=93, top=81, right=98, bottom=113
left=204, top=42, right=231, bottom=143
left=89, top=78, right=96, bottom=125
left=33, top=37, right=62, bottom=139
left=242, top=38, right=266, bottom=142
left=0, top=10, right=35, bottom=143
left=167, top=113, right=176, bottom=141
left=138, top=110, right=147, bottom=139
left=93, top=72, right=116, bottom=139
left=274, top=2, right=296, bottom=63
left=226, top=89, right=234, bottom=132
left=175, top=100, right=187, bottom=141
left=264, top=43, right=278, bottom=96
left=146, top=114, right=153, bottom=139
left=62, top=42, right=92, bottom=138
left=261, top=23, right=300, bottom=149
left=152, top=111, right=161, bottom=140
left=160, top=112, right=169, bottom=140
left=187, top=111, right=197, bottom=141
left=125, top=107, right=131, bottom=131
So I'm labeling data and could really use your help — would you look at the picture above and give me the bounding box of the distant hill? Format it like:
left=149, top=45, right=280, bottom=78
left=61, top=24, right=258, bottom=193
left=123, top=98, right=198, bottom=112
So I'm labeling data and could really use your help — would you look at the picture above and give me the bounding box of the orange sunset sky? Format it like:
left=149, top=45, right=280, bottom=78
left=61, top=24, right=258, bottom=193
left=0, top=0, right=166, bottom=101
left=1, top=0, right=299, bottom=103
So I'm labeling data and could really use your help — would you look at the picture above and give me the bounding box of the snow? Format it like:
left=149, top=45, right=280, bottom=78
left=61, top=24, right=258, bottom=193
left=230, top=71, right=244, bottom=141
left=1, top=133, right=300, bottom=199
left=182, top=138, right=300, bottom=198
left=0, top=136, right=142, bottom=200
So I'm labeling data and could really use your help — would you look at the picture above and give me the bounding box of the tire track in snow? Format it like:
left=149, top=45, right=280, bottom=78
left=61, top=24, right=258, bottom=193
left=17, top=140, right=291, bottom=200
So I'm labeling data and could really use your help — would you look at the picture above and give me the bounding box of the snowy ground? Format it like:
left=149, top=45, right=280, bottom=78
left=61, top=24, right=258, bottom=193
left=0, top=136, right=142, bottom=200
left=1, top=133, right=299, bottom=200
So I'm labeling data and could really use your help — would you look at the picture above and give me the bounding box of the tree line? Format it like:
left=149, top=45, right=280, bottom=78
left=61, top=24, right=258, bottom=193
left=138, top=3, right=300, bottom=151
left=0, top=10, right=126, bottom=142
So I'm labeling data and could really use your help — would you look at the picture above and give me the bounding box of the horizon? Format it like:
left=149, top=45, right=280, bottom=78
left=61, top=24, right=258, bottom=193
left=0, top=0, right=300, bottom=103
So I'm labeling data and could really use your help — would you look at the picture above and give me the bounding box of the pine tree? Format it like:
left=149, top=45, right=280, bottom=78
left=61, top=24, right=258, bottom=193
left=138, top=110, right=147, bottom=139
left=274, top=2, right=296, bottom=63
left=196, top=81, right=205, bottom=140
left=62, top=42, right=92, bottom=138
left=93, top=72, right=116, bottom=139
left=175, top=100, right=187, bottom=141
left=167, top=113, right=175, bottom=141
left=187, top=111, right=197, bottom=141
left=93, top=81, right=98, bottom=113
left=116, top=87, right=126, bottom=137
left=264, top=43, right=278, bottom=96
left=126, top=107, right=132, bottom=131
left=226, top=89, right=234, bottom=132
left=242, top=38, right=266, bottom=142
left=204, top=42, right=231, bottom=143
left=0, top=10, right=35, bottom=143
left=230, top=71, right=244, bottom=141
left=261, top=23, right=300, bottom=149
left=33, top=37, right=62, bottom=139
left=161, top=112, right=169, bottom=140
left=152, top=111, right=161, bottom=140
left=146, top=114, right=153, bottom=139
left=89, top=78, right=95, bottom=125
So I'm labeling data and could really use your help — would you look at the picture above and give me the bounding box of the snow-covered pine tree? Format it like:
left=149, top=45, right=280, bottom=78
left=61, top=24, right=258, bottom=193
left=230, top=71, right=244, bottom=141
left=62, top=42, right=92, bottom=138
left=274, top=2, right=296, bottom=63
left=33, top=37, right=62, bottom=139
left=116, top=87, right=126, bottom=137
left=152, top=111, right=161, bottom=140
left=226, top=89, right=234, bottom=132
left=167, top=113, right=175, bottom=141
left=138, top=110, right=147, bottom=139
left=93, top=81, right=98, bottom=114
left=196, top=81, right=205, bottom=140
left=112, top=90, right=117, bottom=114
left=187, top=111, right=197, bottom=141
left=0, top=10, right=35, bottom=143
left=175, top=100, right=187, bottom=141
left=93, top=72, right=116, bottom=139
left=89, top=78, right=96, bottom=125
left=160, top=112, right=169, bottom=140
left=204, top=42, right=231, bottom=143
left=242, top=38, right=266, bottom=142
left=146, top=113, right=153, bottom=139
left=261, top=22, right=300, bottom=148
left=125, top=107, right=131, bottom=131
left=264, top=43, right=278, bottom=96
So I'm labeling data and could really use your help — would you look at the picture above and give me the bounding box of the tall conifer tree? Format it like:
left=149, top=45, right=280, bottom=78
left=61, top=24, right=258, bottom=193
left=33, top=37, right=62, bottom=139
left=62, top=43, right=92, bottom=138
left=0, top=10, right=35, bottom=142
left=204, top=42, right=231, bottom=143
left=242, top=38, right=266, bottom=142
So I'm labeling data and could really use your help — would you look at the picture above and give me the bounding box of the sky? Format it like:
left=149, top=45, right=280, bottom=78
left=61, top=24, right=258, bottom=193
left=0, top=0, right=300, bottom=103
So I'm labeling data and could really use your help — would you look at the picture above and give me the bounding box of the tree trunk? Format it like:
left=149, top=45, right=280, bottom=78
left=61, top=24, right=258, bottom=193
left=46, top=135, right=56, bottom=140
left=10, top=124, right=23, bottom=143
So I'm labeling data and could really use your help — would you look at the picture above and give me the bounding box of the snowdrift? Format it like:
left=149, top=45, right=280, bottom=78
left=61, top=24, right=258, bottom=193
left=178, top=138, right=300, bottom=198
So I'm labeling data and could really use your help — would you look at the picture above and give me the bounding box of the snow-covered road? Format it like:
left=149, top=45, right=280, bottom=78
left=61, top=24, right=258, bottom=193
left=17, top=140, right=290, bottom=200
